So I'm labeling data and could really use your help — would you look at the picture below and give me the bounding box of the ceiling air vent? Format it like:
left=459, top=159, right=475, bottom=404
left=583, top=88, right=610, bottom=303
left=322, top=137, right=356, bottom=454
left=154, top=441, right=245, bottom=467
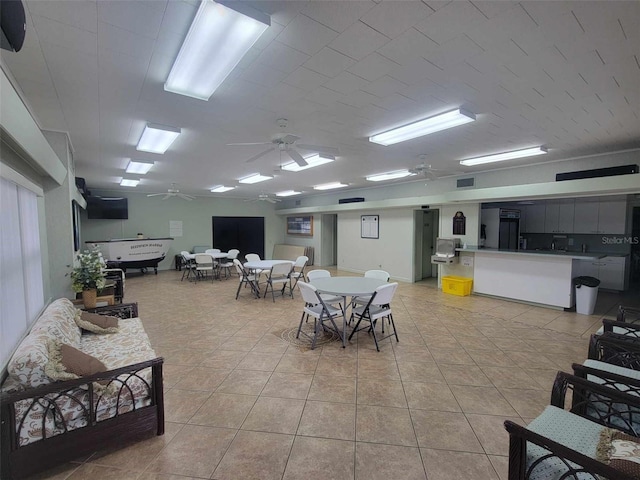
left=456, top=177, right=475, bottom=188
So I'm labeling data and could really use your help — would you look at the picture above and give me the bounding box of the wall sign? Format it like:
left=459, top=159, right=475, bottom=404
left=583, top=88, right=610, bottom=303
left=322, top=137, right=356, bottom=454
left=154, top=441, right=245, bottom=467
left=287, top=216, right=313, bottom=236
left=361, top=215, right=379, bottom=239
left=453, top=211, right=466, bottom=235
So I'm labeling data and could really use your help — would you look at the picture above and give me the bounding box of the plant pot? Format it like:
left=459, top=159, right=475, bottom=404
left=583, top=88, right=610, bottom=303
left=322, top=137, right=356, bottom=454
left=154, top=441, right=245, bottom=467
left=82, top=289, right=98, bottom=309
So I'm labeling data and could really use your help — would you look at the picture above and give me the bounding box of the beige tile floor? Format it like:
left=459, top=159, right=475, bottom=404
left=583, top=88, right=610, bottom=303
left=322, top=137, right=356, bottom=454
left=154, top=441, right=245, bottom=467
left=29, top=268, right=639, bottom=480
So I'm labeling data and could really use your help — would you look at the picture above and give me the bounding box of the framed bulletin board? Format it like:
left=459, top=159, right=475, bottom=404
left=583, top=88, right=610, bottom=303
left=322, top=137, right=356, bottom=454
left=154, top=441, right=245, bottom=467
left=287, top=216, right=313, bottom=236
left=361, top=215, right=379, bottom=239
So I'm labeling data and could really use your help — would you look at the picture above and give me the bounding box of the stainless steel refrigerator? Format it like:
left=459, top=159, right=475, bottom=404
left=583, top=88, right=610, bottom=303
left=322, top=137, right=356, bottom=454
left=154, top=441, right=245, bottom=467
left=499, top=217, right=519, bottom=250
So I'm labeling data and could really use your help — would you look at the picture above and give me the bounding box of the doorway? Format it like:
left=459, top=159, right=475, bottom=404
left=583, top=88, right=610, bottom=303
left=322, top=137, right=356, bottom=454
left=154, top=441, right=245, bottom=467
left=212, top=216, right=265, bottom=260
left=320, top=214, right=337, bottom=266
left=414, top=209, right=439, bottom=281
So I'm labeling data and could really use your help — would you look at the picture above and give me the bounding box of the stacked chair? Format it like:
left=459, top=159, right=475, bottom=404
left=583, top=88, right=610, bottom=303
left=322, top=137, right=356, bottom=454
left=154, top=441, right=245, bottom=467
left=504, top=304, right=640, bottom=480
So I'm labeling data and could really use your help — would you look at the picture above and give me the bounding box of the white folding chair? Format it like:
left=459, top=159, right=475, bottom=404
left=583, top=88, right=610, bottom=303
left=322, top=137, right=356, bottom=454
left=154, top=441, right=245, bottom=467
left=263, top=262, right=294, bottom=302
left=306, top=270, right=344, bottom=312
left=353, top=269, right=390, bottom=307
left=245, top=253, right=266, bottom=281
left=194, top=253, right=215, bottom=282
left=287, top=255, right=308, bottom=298
left=180, top=251, right=195, bottom=281
left=233, top=259, right=260, bottom=299
left=219, top=249, right=239, bottom=279
left=348, top=282, right=399, bottom=351
left=296, top=281, right=343, bottom=350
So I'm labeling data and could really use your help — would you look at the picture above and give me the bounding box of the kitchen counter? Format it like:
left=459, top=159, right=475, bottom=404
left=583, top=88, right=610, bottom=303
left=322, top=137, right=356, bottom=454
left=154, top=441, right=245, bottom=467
left=456, top=247, right=605, bottom=260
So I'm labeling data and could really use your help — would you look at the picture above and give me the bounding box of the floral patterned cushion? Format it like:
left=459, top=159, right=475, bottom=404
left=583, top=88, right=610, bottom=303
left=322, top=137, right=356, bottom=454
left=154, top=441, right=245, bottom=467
left=30, top=298, right=81, bottom=346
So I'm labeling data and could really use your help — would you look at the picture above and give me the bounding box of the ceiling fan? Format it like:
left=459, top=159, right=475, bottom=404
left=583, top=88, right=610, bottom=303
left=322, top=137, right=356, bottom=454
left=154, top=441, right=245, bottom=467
left=147, top=183, right=195, bottom=201
left=244, top=193, right=281, bottom=204
left=227, top=118, right=339, bottom=167
left=409, top=156, right=461, bottom=180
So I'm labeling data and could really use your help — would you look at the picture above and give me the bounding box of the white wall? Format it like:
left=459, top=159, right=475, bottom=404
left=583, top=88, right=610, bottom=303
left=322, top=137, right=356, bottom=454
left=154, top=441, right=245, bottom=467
left=438, top=203, right=480, bottom=283
left=337, top=208, right=415, bottom=282
left=81, top=191, right=286, bottom=269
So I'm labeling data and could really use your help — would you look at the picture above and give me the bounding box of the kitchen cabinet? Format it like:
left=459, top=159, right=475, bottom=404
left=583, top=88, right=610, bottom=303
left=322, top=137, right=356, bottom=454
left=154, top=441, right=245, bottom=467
left=544, top=200, right=574, bottom=233
left=521, top=204, right=545, bottom=233
left=575, top=256, right=626, bottom=291
left=573, top=199, right=626, bottom=234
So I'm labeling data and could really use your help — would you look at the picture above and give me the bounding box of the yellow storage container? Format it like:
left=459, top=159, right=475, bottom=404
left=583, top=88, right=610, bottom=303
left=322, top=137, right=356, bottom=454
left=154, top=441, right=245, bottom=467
left=441, top=276, right=473, bottom=296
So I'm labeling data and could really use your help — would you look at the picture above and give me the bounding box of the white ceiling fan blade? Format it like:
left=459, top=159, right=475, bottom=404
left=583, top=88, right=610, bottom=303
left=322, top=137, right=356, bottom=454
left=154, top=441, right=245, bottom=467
left=227, top=141, right=272, bottom=146
left=246, top=146, right=276, bottom=163
left=296, top=144, right=339, bottom=156
left=146, top=193, right=165, bottom=197
left=177, top=193, right=195, bottom=201
left=162, top=194, right=172, bottom=200
left=287, top=148, right=308, bottom=167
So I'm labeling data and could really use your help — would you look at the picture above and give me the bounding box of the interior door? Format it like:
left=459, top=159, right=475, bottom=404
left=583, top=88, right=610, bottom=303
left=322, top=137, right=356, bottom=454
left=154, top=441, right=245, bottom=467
left=422, top=211, right=434, bottom=279
left=212, top=216, right=265, bottom=260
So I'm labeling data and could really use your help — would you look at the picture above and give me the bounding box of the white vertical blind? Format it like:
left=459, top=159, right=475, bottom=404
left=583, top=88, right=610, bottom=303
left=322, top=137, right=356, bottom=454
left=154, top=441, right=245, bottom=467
left=0, top=177, right=44, bottom=367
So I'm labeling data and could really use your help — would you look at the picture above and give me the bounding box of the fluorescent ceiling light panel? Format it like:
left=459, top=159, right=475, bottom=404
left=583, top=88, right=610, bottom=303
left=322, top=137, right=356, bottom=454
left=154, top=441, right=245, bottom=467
left=136, top=123, right=181, bottom=154
left=281, top=154, right=335, bottom=172
left=165, top=0, right=270, bottom=100
left=120, top=178, right=139, bottom=187
left=366, top=170, right=416, bottom=182
left=314, top=182, right=348, bottom=191
left=210, top=185, right=235, bottom=193
left=460, top=146, right=548, bottom=166
left=276, top=190, right=301, bottom=197
left=238, top=173, right=272, bottom=184
left=125, top=160, right=154, bottom=174
left=369, top=108, right=476, bottom=146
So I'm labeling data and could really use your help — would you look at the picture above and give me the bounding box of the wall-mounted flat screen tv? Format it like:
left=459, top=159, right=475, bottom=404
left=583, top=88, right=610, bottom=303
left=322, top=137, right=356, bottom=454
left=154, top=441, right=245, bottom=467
left=87, top=196, right=128, bottom=219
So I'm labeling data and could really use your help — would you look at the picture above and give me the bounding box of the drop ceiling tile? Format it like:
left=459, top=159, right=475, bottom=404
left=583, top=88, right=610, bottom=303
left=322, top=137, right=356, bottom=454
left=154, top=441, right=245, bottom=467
left=153, top=27, right=185, bottom=60
left=422, top=1, right=452, bottom=12
left=303, top=47, right=356, bottom=78
left=388, top=57, right=444, bottom=85
left=329, top=21, right=390, bottom=61
left=276, top=14, right=339, bottom=56
left=377, top=28, right=439, bottom=65
left=158, top=0, right=196, bottom=37
left=264, top=82, right=307, bottom=105
left=26, top=0, right=98, bottom=33
left=423, top=34, right=484, bottom=69
left=339, top=90, right=380, bottom=108
left=98, top=21, right=155, bottom=62
left=31, top=14, right=97, bottom=56
left=255, top=41, right=310, bottom=74
left=360, top=1, right=434, bottom=39
left=253, top=22, right=285, bottom=51
left=305, top=86, right=344, bottom=106
left=534, top=11, right=587, bottom=47
left=242, top=1, right=309, bottom=29
left=361, top=75, right=407, bottom=98
left=371, top=92, right=417, bottom=111
left=347, top=53, right=398, bottom=82
left=283, top=67, right=331, bottom=91
left=323, top=71, right=369, bottom=95
left=572, top=3, right=627, bottom=44
left=97, top=0, right=165, bottom=39
left=470, top=1, right=514, bottom=19
left=301, top=1, right=376, bottom=33
left=414, top=0, right=487, bottom=45
left=241, top=62, right=288, bottom=88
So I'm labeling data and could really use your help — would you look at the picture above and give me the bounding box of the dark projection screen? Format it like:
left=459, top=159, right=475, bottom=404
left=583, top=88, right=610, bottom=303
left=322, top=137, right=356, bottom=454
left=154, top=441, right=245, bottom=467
left=212, top=216, right=265, bottom=260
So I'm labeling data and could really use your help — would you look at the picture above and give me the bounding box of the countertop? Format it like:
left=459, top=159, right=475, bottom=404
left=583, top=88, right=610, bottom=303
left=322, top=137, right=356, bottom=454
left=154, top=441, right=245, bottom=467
left=454, top=247, right=629, bottom=260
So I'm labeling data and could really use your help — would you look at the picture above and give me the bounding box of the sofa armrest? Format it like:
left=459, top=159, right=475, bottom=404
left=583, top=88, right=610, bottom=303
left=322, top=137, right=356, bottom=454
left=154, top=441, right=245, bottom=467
left=618, top=305, right=640, bottom=323
left=83, top=302, right=138, bottom=318
left=550, top=371, right=640, bottom=436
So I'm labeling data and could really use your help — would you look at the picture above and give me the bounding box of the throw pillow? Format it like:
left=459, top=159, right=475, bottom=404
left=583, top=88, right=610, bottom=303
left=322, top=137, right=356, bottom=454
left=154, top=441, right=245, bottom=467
left=597, top=427, right=640, bottom=479
left=45, top=340, right=107, bottom=382
left=76, top=311, right=119, bottom=334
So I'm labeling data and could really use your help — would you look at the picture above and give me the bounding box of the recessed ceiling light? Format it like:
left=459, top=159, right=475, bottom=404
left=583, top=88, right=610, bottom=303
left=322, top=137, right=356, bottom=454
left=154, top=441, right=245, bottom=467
left=120, top=178, right=139, bottom=187
left=238, top=173, right=273, bottom=184
left=369, top=108, right=476, bottom=146
left=136, top=123, right=181, bottom=154
left=276, top=190, right=301, bottom=197
left=281, top=154, right=335, bottom=172
left=125, top=159, right=154, bottom=174
left=366, top=170, right=416, bottom=182
left=314, top=182, right=348, bottom=191
left=164, top=1, right=270, bottom=100
left=210, top=185, right=235, bottom=193
left=460, top=146, right=548, bottom=166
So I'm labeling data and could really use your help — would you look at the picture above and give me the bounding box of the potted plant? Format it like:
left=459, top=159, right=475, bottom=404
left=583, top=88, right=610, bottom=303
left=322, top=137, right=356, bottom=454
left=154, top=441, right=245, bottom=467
left=70, top=246, right=106, bottom=308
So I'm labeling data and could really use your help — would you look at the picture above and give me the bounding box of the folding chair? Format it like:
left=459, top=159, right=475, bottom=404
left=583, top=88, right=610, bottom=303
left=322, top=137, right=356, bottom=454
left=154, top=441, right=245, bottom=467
left=296, top=281, right=343, bottom=350
left=287, top=255, right=308, bottom=297
left=263, top=262, right=294, bottom=302
left=233, top=259, right=260, bottom=299
left=348, top=282, right=399, bottom=351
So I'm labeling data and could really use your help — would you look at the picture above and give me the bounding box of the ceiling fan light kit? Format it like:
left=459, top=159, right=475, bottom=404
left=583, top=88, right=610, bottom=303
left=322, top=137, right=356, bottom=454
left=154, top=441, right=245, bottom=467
left=136, top=123, right=181, bottom=154
left=147, top=183, right=195, bottom=201
left=239, top=173, right=273, bottom=184
left=460, top=146, right=548, bottom=166
left=125, top=160, right=154, bottom=174
left=369, top=108, right=476, bottom=146
left=210, top=185, right=235, bottom=193
left=120, top=178, right=140, bottom=187
left=281, top=153, right=335, bottom=172
left=366, top=170, right=416, bottom=182
left=164, top=0, right=270, bottom=100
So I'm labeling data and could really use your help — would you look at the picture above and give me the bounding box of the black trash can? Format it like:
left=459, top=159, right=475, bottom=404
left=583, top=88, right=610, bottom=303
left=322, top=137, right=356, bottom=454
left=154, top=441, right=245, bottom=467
left=573, top=276, right=600, bottom=315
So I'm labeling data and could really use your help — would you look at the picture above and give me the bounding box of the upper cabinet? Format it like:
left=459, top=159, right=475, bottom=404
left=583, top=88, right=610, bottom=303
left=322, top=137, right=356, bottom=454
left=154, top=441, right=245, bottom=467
left=521, top=204, right=545, bottom=233
left=544, top=200, right=575, bottom=233
left=573, top=199, right=626, bottom=234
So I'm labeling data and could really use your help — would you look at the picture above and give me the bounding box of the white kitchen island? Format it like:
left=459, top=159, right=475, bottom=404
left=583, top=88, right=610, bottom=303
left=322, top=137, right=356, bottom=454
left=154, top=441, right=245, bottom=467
left=466, top=249, right=604, bottom=309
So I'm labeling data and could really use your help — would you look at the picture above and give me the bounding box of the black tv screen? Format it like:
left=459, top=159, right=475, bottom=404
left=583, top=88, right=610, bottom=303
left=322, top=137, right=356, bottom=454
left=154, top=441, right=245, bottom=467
left=87, top=196, right=128, bottom=219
